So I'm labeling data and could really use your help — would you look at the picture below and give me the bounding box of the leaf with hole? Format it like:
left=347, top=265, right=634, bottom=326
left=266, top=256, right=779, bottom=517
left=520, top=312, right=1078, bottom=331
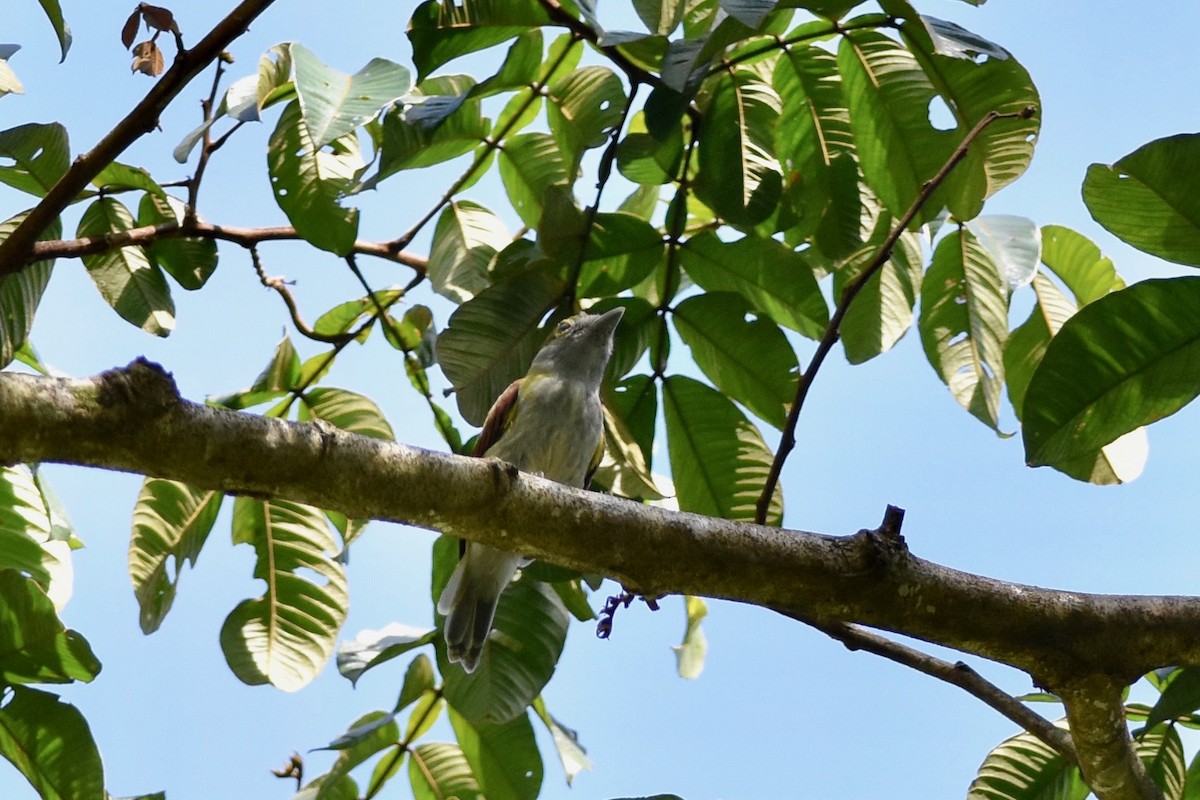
left=267, top=100, right=362, bottom=255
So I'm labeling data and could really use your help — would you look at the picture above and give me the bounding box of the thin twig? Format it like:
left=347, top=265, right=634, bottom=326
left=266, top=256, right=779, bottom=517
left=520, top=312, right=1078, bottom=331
left=566, top=80, right=641, bottom=299
left=383, top=32, right=584, bottom=255
left=251, top=246, right=356, bottom=345
left=29, top=220, right=428, bottom=272
left=0, top=0, right=279, bottom=277
left=754, top=105, right=1037, bottom=525
left=186, top=58, right=229, bottom=222
left=794, top=614, right=1077, bottom=761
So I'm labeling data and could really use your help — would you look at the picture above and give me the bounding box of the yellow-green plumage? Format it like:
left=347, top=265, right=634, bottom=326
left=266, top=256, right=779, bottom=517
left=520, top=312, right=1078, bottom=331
left=437, top=307, right=624, bottom=672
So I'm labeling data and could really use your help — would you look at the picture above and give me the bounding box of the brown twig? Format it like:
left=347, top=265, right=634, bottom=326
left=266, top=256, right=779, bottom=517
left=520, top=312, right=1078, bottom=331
left=754, top=105, right=1037, bottom=525
left=0, top=0, right=280, bottom=278
left=29, top=220, right=428, bottom=272
left=800, top=616, right=1077, bottom=761
left=251, top=246, right=356, bottom=345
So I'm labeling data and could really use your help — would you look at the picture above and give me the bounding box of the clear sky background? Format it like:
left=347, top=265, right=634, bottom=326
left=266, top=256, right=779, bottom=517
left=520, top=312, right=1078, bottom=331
left=3, top=1, right=1200, bottom=799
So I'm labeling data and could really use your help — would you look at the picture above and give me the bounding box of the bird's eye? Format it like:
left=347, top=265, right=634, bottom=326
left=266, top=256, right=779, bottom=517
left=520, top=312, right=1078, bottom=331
left=555, top=320, right=572, bottom=335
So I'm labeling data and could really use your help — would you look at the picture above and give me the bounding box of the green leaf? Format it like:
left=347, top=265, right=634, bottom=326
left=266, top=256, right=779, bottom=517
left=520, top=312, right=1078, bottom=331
left=498, top=132, right=571, bottom=227
left=408, top=742, right=481, bottom=800
left=609, top=374, right=658, bottom=469
left=1039, top=224, right=1124, bottom=306
left=598, top=297, right=657, bottom=384
left=772, top=44, right=858, bottom=255
left=0, top=212, right=58, bottom=369
left=367, top=86, right=488, bottom=189
left=546, top=66, right=626, bottom=173
left=900, top=19, right=1040, bottom=220
left=1146, top=668, right=1200, bottom=730
left=397, top=653, right=437, bottom=712
left=695, top=70, right=783, bottom=228
left=965, top=724, right=1085, bottom=800
left=673, top=292, right=798, bottom=429
left=449, top=708, right=542, bottom=800
left=0, top=570, right=99, bottom=685
left=310, top=711, right=399, bottom=800
left=633, top=0, right=685, bottom=34
left=129, top=478, right=223, bottom=634
left=137, top=193, right=219, bottom=290
left=680, top=231, right=828, bottom=338
left=1023, top=277, right=1200, bottom=467
left=835, top=224, right=923, bottom=364
left=0, top=687, right=103, bottom=800
left=267, top=99, right=362, bottom=256
left=220, top=497, right=348, bottom=692
left=838, top=30, right=949, bottom=223
left=575, top=213, right=666, bottom=298
left=472, top=31, right=544, bottom=97
left=336, top=624, right=438, bottom=685
left=77, top=198, right=174, bottom=337
left=672, top=595, right=707, bottom=679
left=1138, top=724, right=1186, bottom=800
left=1004, top=275, right=1146, bottom=485
left=918, top=228, right=1008, bottom=430
left=0, top=123, right=69, bottom=196
left=436, top=543, right=568, bottom=725
left=662, top=375, right=783, bottom=525
left=405, top=689, right=444, bottom=742
left=1082, top=134, right=1200, bottom=267
left=0, top=466, right=75, bottom=611
left=300, top=387, right=395, bottom=440
left=436, top=269, right=565, bottom=426
left=532, top=697, right=592, bottom=787
left=35, top=0, right=72, bottom=61
left=429, top=200, right=508, bottom=303
left=407, top=0, right=554, bottom=80
left=88, top=163, right=162, bottom=198
left=209, top=335, right=302, bottom=409
left=593, top=398, right=662, bottom=501
left=290, top=43, right=411, bottom=149
left=617, top=112, right=683, bottom=186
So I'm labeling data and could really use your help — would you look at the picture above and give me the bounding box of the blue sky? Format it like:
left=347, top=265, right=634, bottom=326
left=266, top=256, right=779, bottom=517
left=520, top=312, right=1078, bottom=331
left=3, top=1, right=1200, bottom=799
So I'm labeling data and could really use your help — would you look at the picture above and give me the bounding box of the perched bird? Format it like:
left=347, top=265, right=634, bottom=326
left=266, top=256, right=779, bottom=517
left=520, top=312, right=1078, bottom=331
left=437, top=306, right=625, bottom=673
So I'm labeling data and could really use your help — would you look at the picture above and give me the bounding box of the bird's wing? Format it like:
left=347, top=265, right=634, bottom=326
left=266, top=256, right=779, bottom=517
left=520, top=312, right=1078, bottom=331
left=473, top=378, right=522, bottom=457
left=584, top=418, right=605, bottom=489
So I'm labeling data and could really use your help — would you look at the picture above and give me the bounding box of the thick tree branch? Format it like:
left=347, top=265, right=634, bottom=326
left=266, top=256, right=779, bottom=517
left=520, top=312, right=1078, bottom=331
left=27, top=221, right=428, bottom=272
left=0, top=0, right=279, bottom=277
left=2, top=361, right=1199, bottom=696
left=1061, top=677, right=1161, bottom=800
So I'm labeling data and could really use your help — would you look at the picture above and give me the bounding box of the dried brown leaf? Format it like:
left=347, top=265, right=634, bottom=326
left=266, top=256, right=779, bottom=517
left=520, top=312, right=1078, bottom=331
left=121, top=8, right=142, bottom=49
left=131, top=40, right=165, bottom=77
left=138, top=3, right=179, bottom=34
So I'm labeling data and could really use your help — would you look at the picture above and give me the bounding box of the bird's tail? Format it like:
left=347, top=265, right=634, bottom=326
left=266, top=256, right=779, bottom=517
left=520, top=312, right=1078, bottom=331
left=437, top=544, right=522, bottom=673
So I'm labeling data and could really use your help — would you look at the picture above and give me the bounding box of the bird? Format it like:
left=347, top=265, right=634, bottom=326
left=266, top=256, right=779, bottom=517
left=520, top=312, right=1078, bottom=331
left=437, top=306, right=625, bottom=673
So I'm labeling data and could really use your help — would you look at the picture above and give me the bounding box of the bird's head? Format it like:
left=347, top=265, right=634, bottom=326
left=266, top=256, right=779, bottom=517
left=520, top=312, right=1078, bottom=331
left=528, top=306, right=625, bottom=386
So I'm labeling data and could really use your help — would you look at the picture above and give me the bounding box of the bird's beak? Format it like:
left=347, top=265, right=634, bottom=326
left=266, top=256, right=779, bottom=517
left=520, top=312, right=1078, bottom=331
left=592, top=306, right=625, bottom=339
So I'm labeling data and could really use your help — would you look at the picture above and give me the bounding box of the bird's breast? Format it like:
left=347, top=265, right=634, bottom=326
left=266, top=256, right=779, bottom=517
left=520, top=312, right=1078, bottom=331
left=487, top=377, right=602, bottom=487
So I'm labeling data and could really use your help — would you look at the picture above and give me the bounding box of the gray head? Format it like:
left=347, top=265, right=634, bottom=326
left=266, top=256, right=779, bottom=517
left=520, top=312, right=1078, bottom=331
left=528, top=307, right=625, bottom=386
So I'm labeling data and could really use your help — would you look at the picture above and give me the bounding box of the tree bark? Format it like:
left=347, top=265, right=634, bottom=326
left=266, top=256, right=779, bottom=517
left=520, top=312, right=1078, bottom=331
left=0, top=359, right=1190, bottom=799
